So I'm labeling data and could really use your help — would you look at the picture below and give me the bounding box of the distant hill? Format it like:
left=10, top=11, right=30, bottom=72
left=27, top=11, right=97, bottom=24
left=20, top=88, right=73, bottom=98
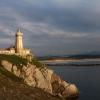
left=38, top=51, right=100, bottom=60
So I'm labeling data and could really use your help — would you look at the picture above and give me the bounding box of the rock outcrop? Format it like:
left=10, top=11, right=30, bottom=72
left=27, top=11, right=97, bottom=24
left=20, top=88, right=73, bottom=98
left=0, top=54, right=79, bottom=99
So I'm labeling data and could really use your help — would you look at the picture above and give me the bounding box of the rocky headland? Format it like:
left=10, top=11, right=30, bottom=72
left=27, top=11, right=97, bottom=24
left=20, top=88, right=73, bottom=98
left=0, top=54, right=79, bottom=100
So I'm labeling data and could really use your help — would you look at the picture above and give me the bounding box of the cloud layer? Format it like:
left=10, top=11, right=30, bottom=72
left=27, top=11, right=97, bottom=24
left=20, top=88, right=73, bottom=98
left=0, top=0, right=100, bottom=56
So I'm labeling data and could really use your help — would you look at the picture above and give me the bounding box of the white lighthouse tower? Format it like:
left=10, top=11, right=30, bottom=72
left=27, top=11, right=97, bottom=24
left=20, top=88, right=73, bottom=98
left=15, top=28, right=23, bottom=54
left=0, top=28, right=31, bottom=55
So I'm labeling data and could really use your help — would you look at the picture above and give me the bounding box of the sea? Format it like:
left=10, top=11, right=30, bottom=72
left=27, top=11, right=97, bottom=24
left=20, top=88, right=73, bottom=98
left=44, top=60, right=100, bottom=100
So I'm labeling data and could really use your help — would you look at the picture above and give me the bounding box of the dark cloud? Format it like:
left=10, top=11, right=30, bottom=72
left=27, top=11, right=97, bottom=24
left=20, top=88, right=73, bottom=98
left=0, top=0, right=100, bottom=55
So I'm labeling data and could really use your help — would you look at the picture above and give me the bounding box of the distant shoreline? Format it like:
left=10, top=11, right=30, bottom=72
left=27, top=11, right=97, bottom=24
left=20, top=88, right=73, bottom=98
left=40, top=58, right=100, bottom=67
left=38, top=55, right=100, bottom=61
left=46, top=63, right=100, bottom=67
left=40, top=58, right=100, bottom=63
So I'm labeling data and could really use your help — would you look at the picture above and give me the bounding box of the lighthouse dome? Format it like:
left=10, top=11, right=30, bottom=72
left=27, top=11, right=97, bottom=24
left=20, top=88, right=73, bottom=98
left=16, top=28, right=23, bottom=36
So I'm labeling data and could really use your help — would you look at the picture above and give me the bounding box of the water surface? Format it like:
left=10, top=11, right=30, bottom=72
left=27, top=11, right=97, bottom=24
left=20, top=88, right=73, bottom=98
left=48, top=65, right=100, bottom=100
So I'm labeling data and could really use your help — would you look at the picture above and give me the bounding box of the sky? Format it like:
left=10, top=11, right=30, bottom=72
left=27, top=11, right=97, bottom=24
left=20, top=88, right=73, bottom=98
left=0, top=0, right=100, bottom=56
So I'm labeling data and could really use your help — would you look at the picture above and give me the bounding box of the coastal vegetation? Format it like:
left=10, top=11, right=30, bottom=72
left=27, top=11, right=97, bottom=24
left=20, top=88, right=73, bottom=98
left=0, top=54, right=45, bottom=69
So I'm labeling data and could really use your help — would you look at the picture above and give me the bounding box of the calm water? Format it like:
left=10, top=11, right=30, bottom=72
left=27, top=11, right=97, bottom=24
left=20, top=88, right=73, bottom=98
left=48, top=66, right=100, bottom=100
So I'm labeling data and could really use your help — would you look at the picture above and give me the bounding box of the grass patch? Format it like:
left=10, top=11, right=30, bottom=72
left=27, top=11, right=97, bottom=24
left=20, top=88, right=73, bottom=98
left=0, top=54, right=28, bottom=69
left=0, top=54, right=46, bottom=69
left=31, top=57, right=46, bottom=68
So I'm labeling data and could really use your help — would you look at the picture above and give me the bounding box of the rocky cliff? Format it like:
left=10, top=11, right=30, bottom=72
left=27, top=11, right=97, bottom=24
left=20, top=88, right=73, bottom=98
left=0, top=54, right=79, bottom=100
left=0, top=73, right=63, bottom=100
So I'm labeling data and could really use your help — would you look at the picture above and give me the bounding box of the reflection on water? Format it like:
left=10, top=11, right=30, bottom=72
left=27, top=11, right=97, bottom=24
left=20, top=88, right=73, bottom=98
left=48, top=65, right=100, bottom=100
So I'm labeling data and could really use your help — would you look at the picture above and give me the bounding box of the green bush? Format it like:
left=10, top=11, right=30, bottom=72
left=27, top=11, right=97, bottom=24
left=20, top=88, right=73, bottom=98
left=31, top=57, right=45, bottom=68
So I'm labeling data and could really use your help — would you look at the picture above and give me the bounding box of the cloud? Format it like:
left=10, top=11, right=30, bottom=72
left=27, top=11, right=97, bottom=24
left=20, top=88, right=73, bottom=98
left=0, top=0, right=100, bottom=55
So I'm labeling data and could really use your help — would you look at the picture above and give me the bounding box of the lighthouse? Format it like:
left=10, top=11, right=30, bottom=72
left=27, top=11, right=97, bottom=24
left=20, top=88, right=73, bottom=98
left=0, top=28, right=30, bottom=55
left=15, top=28, right=23, bottom=54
